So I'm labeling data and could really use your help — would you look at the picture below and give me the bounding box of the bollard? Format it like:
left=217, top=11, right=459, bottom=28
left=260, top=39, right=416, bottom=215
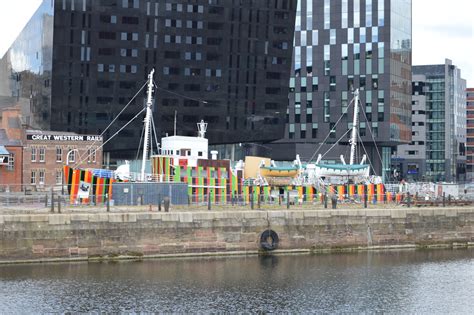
left=106, top=193, right=110, bottom=212
left=45, top=193, right=48, bottom=208
left=442, top=192, right=446, bottom=207
left=207, top=192, right=211, bottom=211
left=158, top=195, right=162, bottom=211
left=50, top=189, right=55, bottom=213
left=363, top=186, right=367, bottom=208
left=448, top=194, right=451, bottom=206
left=164, top=196, right=170, bottom=212
left=57, top=195, right=61, bottom=213
left=324, top=193, right=328, bottom=209
left=149, top=204, right=152, bottom=212
left=257, top=193, right=261, bottom=209
left=407, top=192, right=411, bottom=208
left=250, top=186, right=254, bottom=210
left=231, top=194, right=235, bottom=206
left=279, top=195, right=282, bottom=206
left=286, top=190, right=290, bottom=209
left=331, top=194, right=337, bottom=209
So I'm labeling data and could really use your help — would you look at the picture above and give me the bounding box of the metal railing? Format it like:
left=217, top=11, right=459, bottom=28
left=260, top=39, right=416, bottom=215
left=1, top=188, right=472, bottom=212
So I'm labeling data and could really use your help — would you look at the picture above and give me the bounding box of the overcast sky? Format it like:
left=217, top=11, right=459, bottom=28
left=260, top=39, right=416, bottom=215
left=0, top=0, right=473, bottom=85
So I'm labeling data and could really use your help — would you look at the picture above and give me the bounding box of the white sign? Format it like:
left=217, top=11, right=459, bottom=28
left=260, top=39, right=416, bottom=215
left=0, top=155, right=8, bottom=165
left=27, top=134, right=103, bottom=142
left=77, top=181, right=91, bottom=198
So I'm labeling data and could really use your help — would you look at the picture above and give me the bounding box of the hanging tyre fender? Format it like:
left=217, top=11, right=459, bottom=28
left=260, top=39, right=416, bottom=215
left=260, top=229, right=279, bottom=251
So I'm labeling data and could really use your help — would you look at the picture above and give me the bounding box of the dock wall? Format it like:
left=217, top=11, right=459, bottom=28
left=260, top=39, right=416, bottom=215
left=0, top=208, right=473, bottom=263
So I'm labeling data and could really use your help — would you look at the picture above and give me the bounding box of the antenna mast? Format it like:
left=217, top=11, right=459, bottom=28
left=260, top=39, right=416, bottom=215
left=174, top=110, right=177, bottom=136
left=349, top=88, right=359, bottom=165
left=141, top=69, right=155, bottom=181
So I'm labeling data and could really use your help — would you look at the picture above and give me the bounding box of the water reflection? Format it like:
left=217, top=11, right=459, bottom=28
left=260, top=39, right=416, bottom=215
left=0, top=249, right=472, bottom=313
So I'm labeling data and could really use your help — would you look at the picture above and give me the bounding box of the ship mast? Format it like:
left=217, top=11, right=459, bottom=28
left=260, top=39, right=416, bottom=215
left=349, top=88, right=360, bottom=165
left=141, top=69, right=155, bottom=181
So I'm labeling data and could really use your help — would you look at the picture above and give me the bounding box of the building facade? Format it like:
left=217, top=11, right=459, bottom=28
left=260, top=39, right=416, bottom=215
left=391, top=74, right=426, bottom=181
left=467, top=87, right=474, bottom=181
left=0, top=106, right=102, bottom=192
left=0, top=107, right=26, bottom=192
left=23, top=130, right=103, bottom=190
left=393, top=59, right=467, bottom=182
left=0, top=0, right=297, bottom=160
left=270, top=0, right=412, bottom=182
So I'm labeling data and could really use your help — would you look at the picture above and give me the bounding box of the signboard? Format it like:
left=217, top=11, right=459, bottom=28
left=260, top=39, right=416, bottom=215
left=77, top=181, right=91, bottom=198
left=27, top=134, right=103, bottom=142
left=0, top=155, right=8, bottom=165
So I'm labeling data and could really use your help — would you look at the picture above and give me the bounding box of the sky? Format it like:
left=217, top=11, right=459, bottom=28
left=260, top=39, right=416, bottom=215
left=0, top=0, right=473, bottom=85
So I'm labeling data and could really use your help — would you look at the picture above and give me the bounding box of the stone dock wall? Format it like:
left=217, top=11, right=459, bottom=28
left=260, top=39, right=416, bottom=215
left=0, top=208, right=473, bottom=263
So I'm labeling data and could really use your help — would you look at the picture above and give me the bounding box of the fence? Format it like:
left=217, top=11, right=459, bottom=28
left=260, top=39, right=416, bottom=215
left=1, top=187, right=472, bottom=211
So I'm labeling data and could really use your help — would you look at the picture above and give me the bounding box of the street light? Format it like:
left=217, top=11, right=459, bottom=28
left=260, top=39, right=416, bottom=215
left=66, top=148, right=79, bottom=166
left=63, top=149, right=79, bottom=195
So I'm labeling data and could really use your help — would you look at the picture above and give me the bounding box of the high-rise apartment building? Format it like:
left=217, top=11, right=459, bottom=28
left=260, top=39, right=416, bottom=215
left=270, top=0, right=412, bottom=182
left=466, top=87, right=474, bottom=181
left=393, top=59, right=467, bottom=182
left=0, top=0, right=297, bottom=159
left=391, top=74, right=426, bottom=181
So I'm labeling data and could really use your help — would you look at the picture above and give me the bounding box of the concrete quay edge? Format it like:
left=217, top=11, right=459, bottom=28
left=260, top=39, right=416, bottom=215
left=1, top=207, right=473, bottom=224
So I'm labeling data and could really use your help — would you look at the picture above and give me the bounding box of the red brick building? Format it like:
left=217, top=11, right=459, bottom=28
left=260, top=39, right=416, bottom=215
left=0, top=130, right=23, bottom=192
left=0, top=106, right=103, bottom=192
left=0, top=107, right=24, bottom=192
left=23, top=130, right=103, bottom=190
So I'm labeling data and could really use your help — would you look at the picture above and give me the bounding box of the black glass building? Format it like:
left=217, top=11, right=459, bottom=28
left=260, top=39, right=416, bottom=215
left=270, top=0, right=412, bottom=182
left=0, top=0, right=297, bottom=159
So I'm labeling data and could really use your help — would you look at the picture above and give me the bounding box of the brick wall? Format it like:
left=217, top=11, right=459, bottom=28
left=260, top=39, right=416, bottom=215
left=22, top=139, right=103, bottom=190
left=0, top=145, right=23, bottom=192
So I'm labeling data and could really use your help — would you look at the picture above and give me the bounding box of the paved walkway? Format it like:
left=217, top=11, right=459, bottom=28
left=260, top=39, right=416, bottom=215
left=1, top=202, right=473, bottom=215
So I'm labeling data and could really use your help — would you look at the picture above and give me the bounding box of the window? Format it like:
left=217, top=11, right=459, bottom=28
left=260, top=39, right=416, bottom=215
left=56, top=170, right=62, bottom=185
left=324, top=92, right=330, bottom=122
left=39, top=170, right=45, bottom=184
left=39, top=147, right=45, bottom=162
left=122, top=16, right=139, bottom=24
left=56, top=146, right=62, bottom=162
left=69, top=150, right=76, bottom=163
left=88, top=149, right=96, bottom=163
left=330, top=29, right=336, bottom=45
left=121, top=32, right=138, bottom=41
left=99, top=31, right=116, bottom=40
left=31, top=170, right=36, bottom=184
left=7, top=153, right=14, bottom=171
left=31, top=147, right=37, bottom=162
left=330, top=76, right=336, bottom=91
left=98, top=48, right=115, bottom=56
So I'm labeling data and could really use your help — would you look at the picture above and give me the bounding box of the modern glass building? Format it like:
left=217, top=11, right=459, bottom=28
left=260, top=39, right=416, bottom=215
left=270, top=0, right=412, bottom=182
left=394, top=59, right=467, bottom=182
left=465, top=88, right=473, bottom=181
left=0, top=0, right=297, bottom=160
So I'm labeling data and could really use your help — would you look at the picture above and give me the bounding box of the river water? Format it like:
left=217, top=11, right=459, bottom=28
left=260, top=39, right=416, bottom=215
left=0, top=249, right=472, bottom=313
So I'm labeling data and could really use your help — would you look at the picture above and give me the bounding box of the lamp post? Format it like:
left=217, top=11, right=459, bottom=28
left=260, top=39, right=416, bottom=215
left=64, top=149, right=79, bottom=195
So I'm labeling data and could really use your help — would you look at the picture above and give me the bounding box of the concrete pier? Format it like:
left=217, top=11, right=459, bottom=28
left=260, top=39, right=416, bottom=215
left=0, top=207, right=473, bottom=264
